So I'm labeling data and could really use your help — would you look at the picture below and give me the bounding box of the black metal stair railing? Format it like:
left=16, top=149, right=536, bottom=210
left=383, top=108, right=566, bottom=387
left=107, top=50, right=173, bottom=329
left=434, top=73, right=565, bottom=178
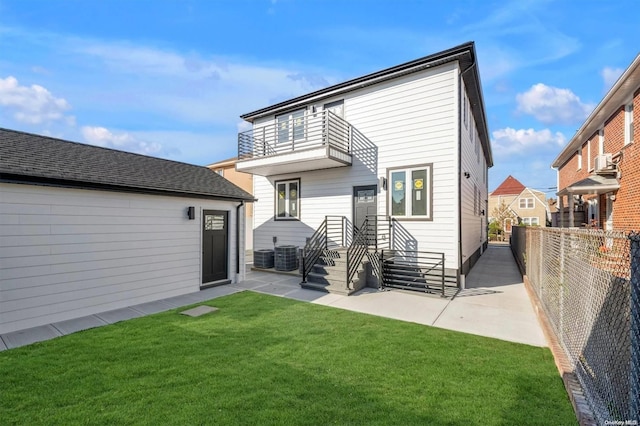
left=346, top=217, right=371, bottom=290
left=301, top=216, right=345, bottom=283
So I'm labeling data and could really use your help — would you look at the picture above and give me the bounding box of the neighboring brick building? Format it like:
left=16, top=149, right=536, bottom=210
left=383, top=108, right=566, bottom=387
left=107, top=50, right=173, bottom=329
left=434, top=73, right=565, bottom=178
left=488, top=175, right=548, bottom=237
left=552, top=53, right=639, bottom=231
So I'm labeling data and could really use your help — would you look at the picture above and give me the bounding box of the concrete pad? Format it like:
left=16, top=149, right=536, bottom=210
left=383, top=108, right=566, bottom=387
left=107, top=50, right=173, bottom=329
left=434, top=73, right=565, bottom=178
left=95, top=307, right=144, bottom=325
left=2, top=325, right=62, bottom=349
left=160, top=293, right=203, bottom=308
left=52, top=315, right=107, bottom=335
left=453, top=286, right=535, bottom=312
left=269, top=275, right=302, bottom=286
left=308, top=292, right=347, bottom=306
left=181, top=306, right=219, bottom=317
left=324, top=289, right=450, bottom=326
left=281, top=287, right=334, bottom=302
left=130, top=300, right=175, bottom=315
left=433, top=299, right=546, bottom=346
left=191, top=286, right=242, bottom=302
left=234, top=279, right=272, bottom=290
left=252, top=282, right=300, bottom=297
left=0, top=336, right=7, bottom=351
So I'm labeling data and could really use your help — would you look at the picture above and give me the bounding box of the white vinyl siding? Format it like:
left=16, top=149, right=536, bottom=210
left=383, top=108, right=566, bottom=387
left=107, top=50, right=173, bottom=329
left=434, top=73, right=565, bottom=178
left=459, top=77, right=488, bottom=265
left=253, top=62, right=462, bottom=269
left=0, top=183, right=243, bottom=334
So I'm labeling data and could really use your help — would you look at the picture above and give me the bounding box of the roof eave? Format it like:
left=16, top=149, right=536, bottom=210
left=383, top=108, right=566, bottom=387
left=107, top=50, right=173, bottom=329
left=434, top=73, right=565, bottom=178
left=0, top=173, right=256, bottom=202
left=552, top=53, right=640, bottom=169
left=240, top=42, right=476, bottom=122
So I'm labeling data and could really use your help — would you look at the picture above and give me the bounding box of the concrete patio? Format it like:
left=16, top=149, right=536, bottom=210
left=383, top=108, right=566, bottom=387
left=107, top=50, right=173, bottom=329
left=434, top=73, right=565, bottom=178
left=0, top=243, right=546, bottom=351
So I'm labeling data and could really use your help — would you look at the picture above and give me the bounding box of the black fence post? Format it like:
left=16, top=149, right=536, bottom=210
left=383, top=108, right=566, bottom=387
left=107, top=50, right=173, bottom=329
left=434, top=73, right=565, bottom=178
left=629, top=232, right=640, bottom=422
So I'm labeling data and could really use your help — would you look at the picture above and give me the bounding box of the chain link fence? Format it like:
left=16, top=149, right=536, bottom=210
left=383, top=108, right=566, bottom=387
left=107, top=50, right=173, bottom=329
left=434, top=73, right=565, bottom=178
left=523, top=227, right=639, bottom=425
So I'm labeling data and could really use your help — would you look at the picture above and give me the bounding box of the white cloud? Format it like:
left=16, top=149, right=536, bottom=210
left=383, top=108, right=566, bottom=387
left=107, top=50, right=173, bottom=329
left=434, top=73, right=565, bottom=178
left=81, top=126, right=164, bottom=156
left=601, top=66, right=624, bottom=91
left=516, top=83, right=594, bottom=125
left=0, top=76, right=73, bottom=124
left=67, top=40, right=338, bottom=126
left=491, top=127, right=566, bottom=156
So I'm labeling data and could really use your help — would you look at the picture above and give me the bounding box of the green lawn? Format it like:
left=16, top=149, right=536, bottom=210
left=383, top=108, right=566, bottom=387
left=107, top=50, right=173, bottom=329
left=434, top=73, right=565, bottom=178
left=1, top=291, right=576, bottom=425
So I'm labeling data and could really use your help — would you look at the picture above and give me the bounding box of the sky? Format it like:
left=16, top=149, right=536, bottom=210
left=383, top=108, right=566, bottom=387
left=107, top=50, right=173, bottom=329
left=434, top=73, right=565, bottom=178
left=0, top=0, right=638, bottom=196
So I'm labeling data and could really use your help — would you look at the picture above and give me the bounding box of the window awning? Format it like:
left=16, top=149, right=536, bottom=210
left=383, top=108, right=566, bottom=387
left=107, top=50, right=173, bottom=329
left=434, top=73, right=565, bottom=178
left=557, top=174, right=619, bottom=196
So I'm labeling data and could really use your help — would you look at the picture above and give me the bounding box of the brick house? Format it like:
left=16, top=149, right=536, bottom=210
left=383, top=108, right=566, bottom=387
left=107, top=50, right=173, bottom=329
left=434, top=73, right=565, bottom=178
left=551, top=53, right=639, bottom=231
left=488, top=175, right=548, bottom=237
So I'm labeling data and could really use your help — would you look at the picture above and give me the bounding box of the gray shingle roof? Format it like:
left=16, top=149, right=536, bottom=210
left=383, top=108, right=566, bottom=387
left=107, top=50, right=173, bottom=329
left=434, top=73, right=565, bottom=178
left=0, top=128, right=254, bottom=201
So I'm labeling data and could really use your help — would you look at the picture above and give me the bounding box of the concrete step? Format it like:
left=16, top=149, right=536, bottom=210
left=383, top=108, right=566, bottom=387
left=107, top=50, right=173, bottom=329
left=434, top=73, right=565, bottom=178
left=300, top=281, right=353, bottom=296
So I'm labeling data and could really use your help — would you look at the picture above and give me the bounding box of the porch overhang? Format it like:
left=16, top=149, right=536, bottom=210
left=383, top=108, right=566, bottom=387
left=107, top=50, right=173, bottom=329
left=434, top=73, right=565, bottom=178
left=557, top=174, right=620, bottom=196
left=236, top=146, right=352, bottom=176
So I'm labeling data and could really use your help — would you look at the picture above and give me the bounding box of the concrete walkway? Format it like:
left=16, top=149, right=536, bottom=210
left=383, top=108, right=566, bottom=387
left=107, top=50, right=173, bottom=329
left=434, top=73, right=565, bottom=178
left=0, top=243, right=546, bottom=351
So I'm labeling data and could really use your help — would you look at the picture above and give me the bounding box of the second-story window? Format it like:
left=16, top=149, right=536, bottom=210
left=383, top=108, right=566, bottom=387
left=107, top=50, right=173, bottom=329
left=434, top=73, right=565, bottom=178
left=599, top=129, right=605, bottom=154
left=277, top=109, right=305, bottom=145
left=577, top=148, right=582, bottom=170
left=625, top=103, right=634, bottom=145
left=519, top=198, right=534, bottom=209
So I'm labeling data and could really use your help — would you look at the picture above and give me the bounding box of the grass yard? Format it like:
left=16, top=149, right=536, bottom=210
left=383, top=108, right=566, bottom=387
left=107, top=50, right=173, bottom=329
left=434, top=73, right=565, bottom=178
left=0, top=291, right=576, bottom=425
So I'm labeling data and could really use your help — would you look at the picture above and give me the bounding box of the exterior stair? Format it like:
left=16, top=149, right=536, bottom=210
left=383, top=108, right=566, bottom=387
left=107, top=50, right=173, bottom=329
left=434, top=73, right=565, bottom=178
left=301, top=248, right=368, bottom=295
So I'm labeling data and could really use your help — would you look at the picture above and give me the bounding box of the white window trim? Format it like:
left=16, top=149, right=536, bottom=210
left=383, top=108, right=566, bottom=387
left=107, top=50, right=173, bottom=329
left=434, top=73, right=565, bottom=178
left=625, top=103, right=634, bottom=145
left=521, top=217, right=539, bottom=226
left=387, top=164, right=433, bottom=220
left=599, top=129, right=605, bottom=154
left=274, top=178, right=300, bottom=221
left=587, top=141, right=592, bottom=171
left=519, top=197, right=534, bottom=209
left=577, top=148, right=582, bottom=170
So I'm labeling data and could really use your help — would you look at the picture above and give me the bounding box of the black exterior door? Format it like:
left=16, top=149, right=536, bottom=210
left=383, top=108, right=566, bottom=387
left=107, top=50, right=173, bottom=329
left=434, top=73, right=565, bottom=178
left=353, top=185, right=377, bottom=242
left=202, top=210, right=228, bottom=284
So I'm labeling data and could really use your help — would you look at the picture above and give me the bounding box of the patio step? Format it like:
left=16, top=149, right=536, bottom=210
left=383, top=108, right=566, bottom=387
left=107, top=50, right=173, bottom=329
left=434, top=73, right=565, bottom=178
left=302, top=249, right=368, bottom=295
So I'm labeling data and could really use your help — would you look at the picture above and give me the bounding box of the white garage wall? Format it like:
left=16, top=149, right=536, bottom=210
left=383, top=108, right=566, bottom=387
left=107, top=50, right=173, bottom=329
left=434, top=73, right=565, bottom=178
left=0, top=183, right=243, bottom=334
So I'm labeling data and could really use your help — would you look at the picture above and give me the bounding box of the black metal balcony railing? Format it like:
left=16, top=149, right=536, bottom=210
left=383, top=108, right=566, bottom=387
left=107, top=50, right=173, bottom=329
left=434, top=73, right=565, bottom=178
left=238, top=110, right=352, bottom=160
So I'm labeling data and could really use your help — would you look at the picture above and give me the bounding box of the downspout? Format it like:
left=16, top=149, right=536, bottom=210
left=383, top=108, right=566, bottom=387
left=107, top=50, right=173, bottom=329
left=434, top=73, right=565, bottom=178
left=236, top=201, right=244, bottom=275
left=457, top=70, right=464, bottom=287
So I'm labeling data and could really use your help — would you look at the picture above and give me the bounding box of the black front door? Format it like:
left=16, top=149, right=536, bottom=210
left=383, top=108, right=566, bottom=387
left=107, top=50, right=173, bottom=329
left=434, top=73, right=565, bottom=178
left=202, top=210, right=228, bottom=284
left=353, top=185, right=377, bottom=242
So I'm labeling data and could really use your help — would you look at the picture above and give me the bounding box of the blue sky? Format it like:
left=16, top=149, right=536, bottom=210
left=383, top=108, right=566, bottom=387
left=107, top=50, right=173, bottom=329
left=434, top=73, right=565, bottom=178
left=0, top=0, right=637, bottom=195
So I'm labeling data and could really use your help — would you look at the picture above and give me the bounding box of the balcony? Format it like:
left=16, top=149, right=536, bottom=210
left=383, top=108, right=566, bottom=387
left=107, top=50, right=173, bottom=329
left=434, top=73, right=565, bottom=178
left=237, top=110, right=353, bottom=176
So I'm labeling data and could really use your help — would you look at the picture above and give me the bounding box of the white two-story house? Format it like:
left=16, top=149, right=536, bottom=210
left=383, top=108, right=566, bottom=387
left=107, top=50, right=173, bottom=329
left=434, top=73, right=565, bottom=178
left=236, top=42, right=492, bottom=294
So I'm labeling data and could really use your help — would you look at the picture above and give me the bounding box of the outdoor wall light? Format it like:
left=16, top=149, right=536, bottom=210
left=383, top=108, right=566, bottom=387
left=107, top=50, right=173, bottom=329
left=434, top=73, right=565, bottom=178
left=464, top=172, right=471, bottom=179
left=187, top=206, right=195, bottom=220
left=379, top=176, right=388, bottom=190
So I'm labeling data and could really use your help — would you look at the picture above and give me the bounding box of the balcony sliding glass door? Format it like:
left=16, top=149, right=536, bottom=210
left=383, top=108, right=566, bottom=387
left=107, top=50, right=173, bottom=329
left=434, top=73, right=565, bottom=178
left=277, top=109, right=305, bottom=146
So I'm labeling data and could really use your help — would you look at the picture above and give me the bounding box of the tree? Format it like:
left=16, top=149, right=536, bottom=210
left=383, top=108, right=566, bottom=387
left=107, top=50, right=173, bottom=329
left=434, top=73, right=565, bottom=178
left=488, top=201, right=518, bottom=240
